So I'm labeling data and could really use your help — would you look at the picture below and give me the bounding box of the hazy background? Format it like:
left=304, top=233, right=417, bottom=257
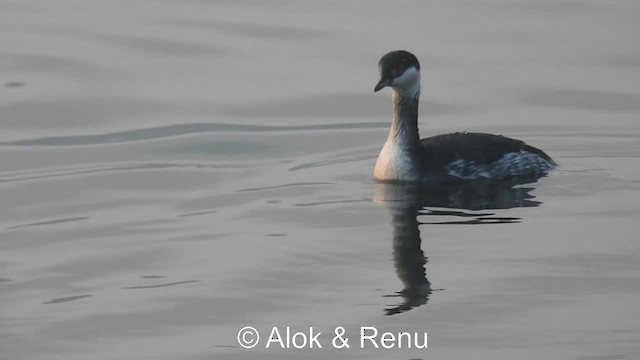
left=1, top=1, right=639, bottom=359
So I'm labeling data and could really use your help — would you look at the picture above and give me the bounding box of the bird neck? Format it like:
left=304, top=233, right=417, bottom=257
left=387, top=87, right=421, bottom=150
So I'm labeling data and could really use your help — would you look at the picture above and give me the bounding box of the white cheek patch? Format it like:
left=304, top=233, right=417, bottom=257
left=391, top=67, right=420, bottom=95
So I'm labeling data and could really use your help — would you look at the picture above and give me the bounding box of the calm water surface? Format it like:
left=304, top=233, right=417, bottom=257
left=2, top=1, right=640, bottom=359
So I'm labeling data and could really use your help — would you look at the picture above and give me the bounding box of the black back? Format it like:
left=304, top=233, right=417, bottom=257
left=419, top=132, right=554, bottom=171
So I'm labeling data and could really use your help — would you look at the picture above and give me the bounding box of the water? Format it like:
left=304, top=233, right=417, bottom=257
left=2, top=1, right=640, bottom=359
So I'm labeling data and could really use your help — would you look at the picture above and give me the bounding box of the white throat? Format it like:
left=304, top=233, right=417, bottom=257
left=374, top=67, right=422, bottom=181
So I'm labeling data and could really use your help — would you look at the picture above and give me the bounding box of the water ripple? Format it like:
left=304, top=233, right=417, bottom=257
left=293, top=199, right=369, bottom=207
left=178, top=210, right=219, bottom=218
left=7, top=217, right=90, bottom=230
left=0, top=52, right=117, bottom=79
left=2, top=122, right=386, bottom=146
left=43, top=295, right=92, bottom=304
left=122, top=280, right=201, bottom=289
left=288, top=154, right=376, bottom=172
left=237, top=182, right=333, bottom=192
left=0, top=162, right=243, bottom=184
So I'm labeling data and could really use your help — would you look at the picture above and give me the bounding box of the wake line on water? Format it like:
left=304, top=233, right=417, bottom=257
left=0, top=161, right=250, bottom=184
left=1, top=122, right=387, bottom=146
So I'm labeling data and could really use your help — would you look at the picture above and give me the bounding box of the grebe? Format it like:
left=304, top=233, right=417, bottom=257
left=373, top=50, right=555, bottom=183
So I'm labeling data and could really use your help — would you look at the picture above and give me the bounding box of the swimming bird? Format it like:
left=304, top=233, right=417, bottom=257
left=373, top=50, right=555, bottom=183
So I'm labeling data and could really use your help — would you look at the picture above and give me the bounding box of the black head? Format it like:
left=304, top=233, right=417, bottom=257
left=374, top=50, right=421, bottom=92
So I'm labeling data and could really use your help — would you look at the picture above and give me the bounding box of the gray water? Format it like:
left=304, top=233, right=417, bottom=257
left=2, top=1, right=640, bottom=359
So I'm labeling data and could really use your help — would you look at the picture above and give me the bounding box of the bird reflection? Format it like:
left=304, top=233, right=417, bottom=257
left=373, top=180, right=544, bottom=315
